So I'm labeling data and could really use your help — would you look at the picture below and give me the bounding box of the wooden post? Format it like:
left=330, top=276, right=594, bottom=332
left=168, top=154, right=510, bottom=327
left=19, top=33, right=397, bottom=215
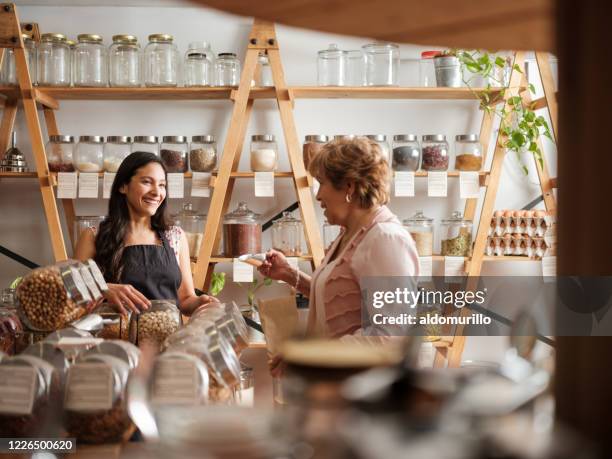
left=0, top=97, right=17, bottom=157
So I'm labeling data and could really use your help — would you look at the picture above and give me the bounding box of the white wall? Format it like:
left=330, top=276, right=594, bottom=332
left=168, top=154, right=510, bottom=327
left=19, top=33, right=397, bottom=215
left=1, top=4, right=557, bottom=364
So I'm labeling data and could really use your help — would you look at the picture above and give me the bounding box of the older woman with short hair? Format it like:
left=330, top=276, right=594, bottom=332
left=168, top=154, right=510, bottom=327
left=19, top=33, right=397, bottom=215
left=259, top=137, right=419, bottom=339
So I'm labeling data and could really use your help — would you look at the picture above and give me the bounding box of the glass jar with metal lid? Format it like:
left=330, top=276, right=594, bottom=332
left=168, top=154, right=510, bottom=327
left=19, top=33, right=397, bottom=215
left=333, top=134, right=356, bottom=141
left=75, top=136, right=104, bottom=172
left=144, top=34, right=179, bottom=87
left=317, top=44, right=346, bottom=86
left=440, top=211, right=473, bottom=257
left=303, top=135, right=328, bottom=170
left=65, top=39, right=76, bottom=86
left=103, top=136, right=131, bottom=172
left=160, top=136, right=188, bottom=172
left=189, top=135, right=217, bottom=172
left=132, top=136, right=159, bottom=156
left=392, top=134, right=421, bottom=171
left=74, top=34, right=108, bottom=87
left=455, top=134, right=483, bottom=171
left=172, top=203, right=206, bottom=257
left=272, top=211, right=303, bottom=257
left=109, top=35, right=141, bottom=87
left=421, top=134, right=449, bottom=171
left=184, top=41, right=215, bottom=87
left=215, top=52, right=241, bottom=86
left=0, top=34, right=36, bottom=85
left=403, top=211, right=434, bottom=256
left=46, top=135, right=75, bottom=172
left=129, top=300, right=181, bottom=350
left=365, top=134, right=391, bottom=163
left=362, top=42, right=399, bottom=86
left=37, top=33, right=70, bottom=86
left=74, top=216, right=105, bottom=247
left=223, top=202, right=262, bottom=257
left=251, top=134, right=278, bottom=172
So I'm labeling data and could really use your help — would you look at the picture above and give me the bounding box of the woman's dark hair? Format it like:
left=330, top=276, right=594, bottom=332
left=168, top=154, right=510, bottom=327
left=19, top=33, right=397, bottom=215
left=94, top=152, right=169, bottom=282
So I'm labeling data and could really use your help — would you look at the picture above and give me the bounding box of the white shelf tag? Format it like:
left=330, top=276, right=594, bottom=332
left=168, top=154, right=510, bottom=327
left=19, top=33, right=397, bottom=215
left=78, top=173, right=99, bottom=199
left=394, top=171, right=415, bottom=197
left=444, top=256, right=465, bottom=280
left=102, top=172, right=116, bottom=199
left=57, top=172, right=78, bottom=199
left=459, top=172, right=480, bottom=199
left=191, top=172, right=212, bottom=198
left=254, top=171, right=274, bottom=197
left=419, top=256, right=433, bottom=280
left=167, top=173, right=184, bottom=199
left=427, top=171, right=448, bottom=197
left=233, top=258, right=254, bottom=282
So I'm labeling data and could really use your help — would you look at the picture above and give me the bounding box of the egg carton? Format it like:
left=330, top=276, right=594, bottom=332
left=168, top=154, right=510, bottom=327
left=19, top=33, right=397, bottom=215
left=489, top=210, right=556, bottom=238
left=486, top=235, right=552, bottom=259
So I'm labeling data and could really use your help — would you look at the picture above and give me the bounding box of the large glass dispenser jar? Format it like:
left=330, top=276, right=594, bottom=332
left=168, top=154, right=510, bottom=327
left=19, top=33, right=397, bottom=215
left=189, top=135, right=217, bottom=172
left=37, top=33, right=70, bottom=87
left=317, top=44, right=346, bottom=86
left=421, top=134, right=449, bottom=171
left=272, top=212, right=303, bottom=256
left=109, top=35, right=141, bottom=87
left=392, top=134, right=421, bottom=171
left=144, top=34, right=179, bottom=87
left=215, top=53, right=240, bottom=86
left=403, top=211, right=434, bottom=256
left=454, top=134, right=483, bottom=171
left=184, top=42, right=214, bottom=87
left=172, top=203, right=206, bottom=258
left=362, top=42, right=399, bottom=86
left=250, top=134, right=278, bottom=172
left=46, top=135, right=75, bottom=172
left=74, top=34, right=108, bottom=87
left=103, top=136, right=132, bottom=172
left=365, top=134, right=391, bottom=163
left=223, top=202, right=262, bottom=257
left=75, top=136, right=104, bottom=172
left=0, top=35, right=36, bottom=85
left=440, top=211, right=473, bottom=257
left=160, top=136, right=188, bottom=173
left=131, top=136, right=159, bottom=156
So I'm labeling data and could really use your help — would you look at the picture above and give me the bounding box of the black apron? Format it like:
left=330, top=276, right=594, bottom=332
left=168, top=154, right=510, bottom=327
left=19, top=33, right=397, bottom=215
left=120, top=231, right=182, bottom=302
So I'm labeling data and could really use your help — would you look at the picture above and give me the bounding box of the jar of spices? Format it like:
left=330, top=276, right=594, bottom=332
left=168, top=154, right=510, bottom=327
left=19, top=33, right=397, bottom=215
left=103, top=136, right=131, bottom=172
left=317, top=44, right=346, bottom=86
left=74, top=34, right=108, bottom=87
left=109, top=35, right=141, bottom=87
left=455, top=134, right=483, bottom=171
left=75, top=136, right=104, bottom=172
left=190, top=135, right=217, bottom=172
left=37, top=33, right=71, bottom=87
left=403, top=211, right=434, bottom=256
left=184, top=42, right=215, bottom=87
left=362, top=42, right=399, bottom=86
left=74, top=216, right=105, bottom=243
left=132, top=136, right=159, bottom=156
left=223, top=202, right=262, bottom=257
left=144, top=34, right=179, bottom=87
left=419, top=51, right=440, bottom=87
left=250, top=134, right=278, bottom=172
left=0, top=34, right=36, bottom=85
left=392, top=135, right=421, bottom=171
left=272, top=211, right=303, bottom=256
left=46, top=135, right=75, bottom=172
left=440, top=211, right=473, bottom=257
left=303, top=135, right=328, bottom=170
left=421, top=135, right=449, bottom=171
left=365, top=134, right=391, bottom=163
left=160, top=136, right=188, bottom=173
left=215, top=52, right=241, bottom=86
left=172, top=203, right=206, bottom=258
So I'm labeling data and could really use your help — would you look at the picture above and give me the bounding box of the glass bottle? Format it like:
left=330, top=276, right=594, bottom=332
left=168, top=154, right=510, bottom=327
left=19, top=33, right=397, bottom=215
left=421, top=134, right=449, bottom=171
left=223, top=202, right=262, bottom=257
left=172, top=203, right=206, bottom=258
left=189, top=135, right=217, bottom=172
left=74, top=34, right=108, bottom=87
left=392, top=134, right=421, bottom=171
left=362, top=42, right=399, bottom=86
left=250, top=134, right=278, bottom=172
left=317, top=43, right=346, bottom=86
left=403, top=211, right=434, bottom=256
left=215, top=53, right=240, bottom=86
left=46, top=135, right=75, bottom=172
left=272, top=211, right=303, bottom=256
left=103, top=136, right=132, bottom=172
left=440, top=211, right=473, bottom=257
left=160, top=136, right=188, bottom=173
left=75, top=136, right=105, bottom=172
left=37, top=33, right=70, bottom=86
left=131, top=136, right=159, bottom=156
left=257, top=53, right=273, bottom=87
left=144, top=34, right=179, bottom=87
left=109, top=34, right=141, bottom=87
left=322, top=220, right=341, bottom=250
left=184, top=41, right=214, bottom=87
left=455, top=134, right=483, bottom=171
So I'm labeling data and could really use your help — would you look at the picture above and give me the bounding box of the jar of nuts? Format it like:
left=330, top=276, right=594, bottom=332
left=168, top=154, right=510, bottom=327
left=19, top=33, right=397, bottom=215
left=130, top=300, right=182, bottom=351
left=94, top=304, right=130, bottom=341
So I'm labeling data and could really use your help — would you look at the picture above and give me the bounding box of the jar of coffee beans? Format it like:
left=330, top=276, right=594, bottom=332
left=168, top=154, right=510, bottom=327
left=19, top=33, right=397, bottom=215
left=161, top=136, right=188, bottom=173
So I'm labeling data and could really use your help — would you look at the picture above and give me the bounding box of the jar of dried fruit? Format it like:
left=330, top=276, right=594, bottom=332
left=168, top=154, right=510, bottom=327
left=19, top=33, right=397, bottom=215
left=421, top=134, right=449, bottom=171
left=160, top=136, right=188, bottom=173
left=455, top=134, right=483, bottom=171
left=440, top=211, right=472, bottom=257
left=403, top=210, right=434, bottom=256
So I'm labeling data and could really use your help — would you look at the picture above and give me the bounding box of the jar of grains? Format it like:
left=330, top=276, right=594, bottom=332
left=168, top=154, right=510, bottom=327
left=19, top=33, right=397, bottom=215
left=421, top=134, right=449, bottom=171
left=392, top=134, right=421, bottom=171
left=250, top=135, right=278, bottom=172
left=440, top=211, right=473, bottom=257
left=160, top=136, right=188, bottom=173
left=403, top=211, right=434, bottom=256
left=75, top=136, right=105, bottom=172
left=222, top=202, right=262, bottom=257
left=454, top=134, right=483, bottom=171
left=303, top=135, right=328, bottom=170
left=189, top=135, right=217, bottom=172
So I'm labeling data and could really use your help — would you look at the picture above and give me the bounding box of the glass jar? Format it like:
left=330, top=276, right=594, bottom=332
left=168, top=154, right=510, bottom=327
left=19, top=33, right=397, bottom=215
left=132, top=136, right=159, bottom=156
left=362, top=42, right=399, bottom=86
left=421, top=134, right=449, bottom=171
left=46, top=135, right=75, bottom=172
left=0, top=306, right=23, bottom=355
left=303, top=135, right=328, bottom=170
left=150, top=352, right=210, bottom=406
left=0, top=34, right=36, bottom=85
left=323, top=220, right=341, bottom=250
left=345, top=50, right=364, bottom=86
left=317, top=44, right=346, bottom=86
left=37, top=33, right=71, bottom=86
left=236, top=364, right=254, bottom=407
left=392, top=134, right=421, bottom=171
left=129, top=300, right=181, bottom=350
left=419, top=51, right=440, bottom=87
left=223, top=202, right=262, bottom=257
left=434, top=54, right=461, bottom=88
left=403, top=211, right=434, bottom=256
left=109, top=34, right=141, bottom=88
left=272, top=211, right=303, bottom=256
left=74, top=34, right=108, bottom=87
left=103, top=136, right=131, bottom=172
left=455, top=134, right=483, bottom=171
left=365, top=134, right=391, bottom=163
left=250, top=134, right=278, bottom=172
left=215, top=52, right=240, bottom=86
left=144, top=34, right=179, bottom=87
left=81, top=340, right=141, bottom=370
left=184, top=41, right=214, bottom=87
left=190, top=135, right=217, bottom=172
left=172, top=203, right=206, bottom=258
left=74, top=215, right=105, bottom=245
left=160, top=136, right=188, bottom=173
left=94, top=304, right=130, bottom=341
left=257, top=53, right=273, bottom=87
left=66, top=39, right=76, bottom=87
left=75, top=136, right=104, bottom=172
left=440, top=211, right=473, bottom=257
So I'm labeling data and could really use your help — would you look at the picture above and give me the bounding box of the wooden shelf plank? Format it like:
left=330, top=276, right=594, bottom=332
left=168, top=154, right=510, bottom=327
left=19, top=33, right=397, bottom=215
left=36, top=86, right=237, bottom=100
left=0, top=171, right=38, bottom=178
left=483, top=255, right=540, bottom=262
left=290, top=86, right=507, bottom=100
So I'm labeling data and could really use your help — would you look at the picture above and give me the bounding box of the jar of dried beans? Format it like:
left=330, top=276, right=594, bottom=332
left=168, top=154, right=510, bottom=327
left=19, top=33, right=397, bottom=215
left=223, top=202, right=262, bottom=257
left=403, top=210, right=434, bottom=256
left=454, top=134, right=483, bottom=171
left=421, top=134, right=449, bottom=171
left=161, top=136, right=188, bottom=173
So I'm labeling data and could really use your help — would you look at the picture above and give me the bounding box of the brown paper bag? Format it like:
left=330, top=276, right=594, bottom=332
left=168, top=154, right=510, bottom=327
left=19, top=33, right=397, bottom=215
left=258, top=296, right=299, bottom=355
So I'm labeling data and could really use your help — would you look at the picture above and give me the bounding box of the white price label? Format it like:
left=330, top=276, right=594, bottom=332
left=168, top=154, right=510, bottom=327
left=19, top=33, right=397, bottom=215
left=0, top=366, right=36, bottom=415
left=57, top=172, right=78, bottom=199
left=79, top=265, right=102, bottom=300
left=233, top=258, right=254, bottom=282
left=542, top=256, right=557, bottom=278
left=103, top=172, right=116, bottom=199
left=78, top=172, right=99, bottom=198
left=254, top=171, right=275, bottom=197
left=191, top=172, right=212, bottom=198
left=459, top=172, right=480, bottom=199
left=444, top=256, right=465, bottom=280
left=418, top=256, right=433, bottom=280
left=394, top=171, right=415, bottom=197
left=427, top=171, right=448, bottom=197
left=65, top=363, right=113, bottom=411
left=151, top=359, right=200, bottom=405
left=167, top=173, right=185, bottom=198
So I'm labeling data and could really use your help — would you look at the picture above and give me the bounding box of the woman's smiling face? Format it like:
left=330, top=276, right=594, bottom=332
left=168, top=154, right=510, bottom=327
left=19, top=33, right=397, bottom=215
left=121, top=162, right=167, bottom=217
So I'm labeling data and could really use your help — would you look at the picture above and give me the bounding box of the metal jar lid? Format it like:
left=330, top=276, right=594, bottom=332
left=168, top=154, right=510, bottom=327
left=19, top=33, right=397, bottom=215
left=218, top=52, right=237, bottom=59
left=77, top=34, right=103, bottom=44
left=393, top=134, right=418, bottom=142
left=192, top=135, right=216, bottom=143
left=41, top=33, right=67, bottom=43
left=251, top=134, right=275, bottom=142
left=334, top=134, right=356, bottom=140
left=274, top=211, right=302, bottom=227
left=422, top=134, right=447, bottom=142
left=148, top=34, right=173, bottom=43
left=49, top=135, right=75, bottom=143
left=172, top=203, right=206, bottom=222
left=162, top=135, right=187, bottom=144
left=65, top=40, right=76, bottom=48
left=133, top=136, right=158, bottom=144
left=112, top=34, right=138, bottom=44
left=305, top=135, right=329, bottom=143
left=455, top=134, right=480, bottom=142
left=21, top=33, right=33, bottom=43
left=106, top=136, right=131, bottom=144
left=366, top=134, right=387, bottom=142
left=79, top=135, right=104, bottom=143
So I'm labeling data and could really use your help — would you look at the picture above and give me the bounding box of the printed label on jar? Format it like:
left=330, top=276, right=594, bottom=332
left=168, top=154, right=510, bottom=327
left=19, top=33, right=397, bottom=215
left=0, top=366, right=37, bottom=415
left=151, top=359, right=199, bottom=405
left=65, top=363, right=113, bottom=411
left=79, top=266, right=102, bottom=300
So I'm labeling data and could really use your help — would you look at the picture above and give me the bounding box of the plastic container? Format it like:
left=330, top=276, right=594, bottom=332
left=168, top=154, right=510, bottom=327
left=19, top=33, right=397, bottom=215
left=103, top=136, right=132, bottom=172
left=455, top=134, right=483, bottom=171
left=272, top=211, right=303, bottom=256
left=74, top=34, right=108, bottom=87
left=75, top=136, right=104, bottom=172
left=434, top=54, right=461, bottom=88
left=403, top=211, right=434, bottom=257
left=362, top=43, right=399, bottom=86
left=223, top=202, right=262, bottom=257
left=132, top=136, right=159, bottom=156
left=317, top=44, right=346, bottom=86
left=392, top=134, right=421, bottom=171
left=129, top=300, right=181, bottom=350
left=37, top=33, right=71, bottom=87
left=419, top=51, right=440, bottom=87
left=46, top=135, right=75, bottom=172
left=160, top=136, right=188, bottom=173
left=215, top=52, right=240, bottom=86
left=345, top=50, right=364, bottom=86
left=189, top=135, right=217, bottom=172
left=172, top=203, right=206, bottom=257
left=150, top=352, right=210, bottom=406
left=144, top=34, right=179, bottom=87
left=440, top=211, right=473, bottom=257
left=250, top=134, right=278, bottom=172
left=74, top=215, right=105, bottom=242
left=109, top=34, right=141, bottom=87
left=365, top=134, right=391, bottom=163
left=184, top=42, right=214, bottom=87
left=0, top=34, right=36, bottom=85
left=303, top=135, right=328, bottom=171
left=421, top=134, right=449, bottom=171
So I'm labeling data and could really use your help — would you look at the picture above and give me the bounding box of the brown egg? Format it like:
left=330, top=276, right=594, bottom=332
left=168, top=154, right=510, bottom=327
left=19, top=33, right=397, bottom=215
left=494, top=210, right=504, bottom=218
left=503, top=233, right=512, bottom=240
left=512, top=210, right=521, bottom=218
left=534, top=210, right=545, bottom=218
left=504, top=210, right=513, bottom=218
left=524, top=210, right=535, bottom=218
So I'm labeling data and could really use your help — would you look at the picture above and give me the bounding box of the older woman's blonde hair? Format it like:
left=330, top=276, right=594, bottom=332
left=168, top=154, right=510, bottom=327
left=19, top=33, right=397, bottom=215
left=308, top=137, right=391, bottom=208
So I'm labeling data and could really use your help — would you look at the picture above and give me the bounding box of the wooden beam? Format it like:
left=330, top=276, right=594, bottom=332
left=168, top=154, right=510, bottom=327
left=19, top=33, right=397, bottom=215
left=0, top=96, right=17, bottom=158
left=535, top=51, right=558, bottom=142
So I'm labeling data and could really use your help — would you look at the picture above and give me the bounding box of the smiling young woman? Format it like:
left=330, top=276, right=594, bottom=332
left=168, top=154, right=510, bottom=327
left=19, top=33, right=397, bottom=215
left=74, top=151, right=218, bottom=316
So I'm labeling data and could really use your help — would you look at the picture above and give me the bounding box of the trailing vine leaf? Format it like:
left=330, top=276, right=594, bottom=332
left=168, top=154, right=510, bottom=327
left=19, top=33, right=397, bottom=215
left=210, top=272, right=226, bottom=296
